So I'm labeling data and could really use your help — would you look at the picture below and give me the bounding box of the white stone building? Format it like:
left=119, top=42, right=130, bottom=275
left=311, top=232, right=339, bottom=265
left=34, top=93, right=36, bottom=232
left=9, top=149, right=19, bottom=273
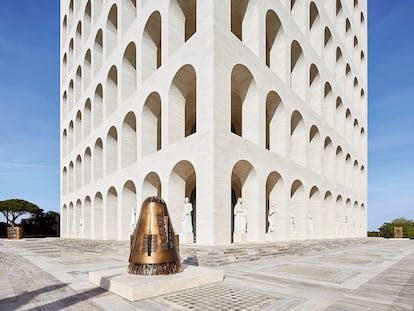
left=60, top=0, right=367, bottom=245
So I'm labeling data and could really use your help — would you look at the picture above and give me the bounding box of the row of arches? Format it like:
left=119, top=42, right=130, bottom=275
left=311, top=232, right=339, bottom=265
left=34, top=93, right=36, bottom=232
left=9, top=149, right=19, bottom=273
left=230, top=1, right=366, bottom=86
left=62, top=63, right=196, bottom=157
left=62, top=159, right=366, bottom=242
left=62, top=1, right=196, bottom=87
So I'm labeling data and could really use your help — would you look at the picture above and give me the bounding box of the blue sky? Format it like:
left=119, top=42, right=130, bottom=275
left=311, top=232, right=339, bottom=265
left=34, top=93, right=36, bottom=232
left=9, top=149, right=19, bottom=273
left=0, top=1, right=413, bottom=231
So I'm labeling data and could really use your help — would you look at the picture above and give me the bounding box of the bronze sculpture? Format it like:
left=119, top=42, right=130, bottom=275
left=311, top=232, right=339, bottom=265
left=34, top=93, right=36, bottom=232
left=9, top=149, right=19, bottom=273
left=128, top=196, right=182, bottom=275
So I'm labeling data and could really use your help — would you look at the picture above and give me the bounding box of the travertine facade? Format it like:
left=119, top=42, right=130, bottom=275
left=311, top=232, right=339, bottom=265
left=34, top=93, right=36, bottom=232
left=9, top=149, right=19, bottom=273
left=60, top=0, right=368, bottom=245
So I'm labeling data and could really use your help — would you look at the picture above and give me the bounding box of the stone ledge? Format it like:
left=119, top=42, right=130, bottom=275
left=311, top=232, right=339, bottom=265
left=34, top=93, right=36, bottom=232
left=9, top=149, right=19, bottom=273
left=89, top=265, right=224, bottom=301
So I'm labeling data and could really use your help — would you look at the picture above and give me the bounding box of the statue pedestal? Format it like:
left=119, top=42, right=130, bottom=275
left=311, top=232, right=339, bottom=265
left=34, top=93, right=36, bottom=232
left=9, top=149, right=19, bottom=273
left=180, top=232, right=194, bottom=244
left=265, top=232, right=275, bottom=242
left=233, top=232, right=247, bottom=243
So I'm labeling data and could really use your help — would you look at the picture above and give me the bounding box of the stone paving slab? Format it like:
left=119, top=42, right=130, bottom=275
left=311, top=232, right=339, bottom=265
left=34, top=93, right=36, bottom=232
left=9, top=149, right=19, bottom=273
left=1, top=238, right=414, bottom=310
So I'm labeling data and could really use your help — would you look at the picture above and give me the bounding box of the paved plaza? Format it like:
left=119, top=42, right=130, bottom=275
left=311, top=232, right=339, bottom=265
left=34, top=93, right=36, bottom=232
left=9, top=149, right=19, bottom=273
left=1, top=238, right=413, bottom=310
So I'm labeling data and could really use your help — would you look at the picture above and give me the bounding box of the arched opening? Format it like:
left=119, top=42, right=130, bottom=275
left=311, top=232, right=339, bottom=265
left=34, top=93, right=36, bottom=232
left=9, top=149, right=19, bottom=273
left=76, top=200, right=82, bottom=238
left=323, top=82, right=334, bottom=127
left=169, top=161, right=196, bottom=243
left=62, top=167, right=68, bottom=195
left=68, top=202, right=74, bottom=237
left=345, top=18, right=353, bottom=54
left=168, top=65, right=196, bottom=144
left=142, top=11, right=161, bottom=81
left=93, top=29, right=103, bottom=75
left=353, top=77, right=360, bottom=108
left=231, top=64, right=258, bottom=143
left=62, top=91, right=68, bottom=121
left=290, top=111, right=306, bottom=166
left=231, top=160, right=258, bottom=243
left=335, top=195, right=344, bottom=237
left=106, top=127, right=118, bottom=175
left=290, top=180, right=305, bottom=239
left=309, top=186, right=321, bottom=239
left=68, top=121, right=74, bottom=153
left=335, top=97, right=345, bottom=136
left=69, top=39, right=74, bottom=70
left=335, top=146, right=344, bottom=184
left=62, top=204, right=68, bottom=237
left=75, top=22, right=82, bottom=59
left=62, top=54, right=67, bottom=84
left=142, top=92, right=161, bottom=156
left=75, top=155, right=82, bottom=190
left=168, top=0, right=196, bottom=55
left=309, top=64, right=322, bottom=114
left=142, top=171, right=161, bottom=199
left=83, top=50, right=91, bottom=91
left=83, top=196, right=91, bottom=239
left=335, top=47, right=345, bottom=87
left=93, top=84, right=103, bottom=128
left=336, top=0, right=344, bottom=35
left=93, top=138, right=103, bottom=181
left=323, top=191, right=334, bottom=238
left=62, top=16, right=68, bottom=47
left=323, top=27, right=334, bottom=72
left=83, top=1, right=91, bottom=44
left=309, top=2, right=322, bottom=56
left=345, top=108, right=353, bottom=144
left=353, top=119, right=360, bottom=150
left=106, top=4, right=118, bottom=58
left=351, top=201, right=358, bottom=237
left=291, top=0, right=306, bottom=34
left=265, top=91, right=286, bottom=155
left=345, top=154, right=352, bottom=188
left=75, top=110, right=82, bottom=146
left=265, top=172, right=285, bottom=240
left=62, top=129, right=68, bottom=157
left=93, top=192, right=103, bottom=239
left=361, top=165, right=366, bottom=194
left=105, top=187, right=118, bottom=240
left=122, top=0, right=136, bottom=36
left=266, top=10, right=286, bottom=81
left=308, top=125, right=322, bottom=173
left=121, top=112, right=137, bottom=167
left=84, top=147, right=92, bottom=185
left=68, top=162, right=74, bottom=193
left=291, top=41, right=306, bottom=100
left=231, top=0, right=259, bottom=55
left=323, top=137, right=335, bottom=180
left=360, top=51, right=366, bottom=83
left=83, top=99, right=91, bottom=139
left=353, top=160, right=360, bottom=192
left=106, top=66, right=118, bottom=116
left=345, top=64, right=353, bottom=99
left=121, top=42, right=136, bottom=101
left=68, top=80, right=74, bottom=113
left=345, top=198, right=352, bottom=237
left=121, top=180, right=136, bottom=239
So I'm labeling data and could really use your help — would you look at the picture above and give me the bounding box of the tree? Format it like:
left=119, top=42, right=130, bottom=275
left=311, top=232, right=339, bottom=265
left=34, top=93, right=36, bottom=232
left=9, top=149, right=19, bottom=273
left=378, top=218, right=414, bottom=238
left=0, top=199, right=40, bottom=226
left=20, top=210, right=60, bottom=237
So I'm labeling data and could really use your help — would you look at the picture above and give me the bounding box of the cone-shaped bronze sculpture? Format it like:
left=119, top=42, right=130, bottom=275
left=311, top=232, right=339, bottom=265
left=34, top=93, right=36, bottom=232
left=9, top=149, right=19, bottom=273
left=128, top=196, right=182, bottom=275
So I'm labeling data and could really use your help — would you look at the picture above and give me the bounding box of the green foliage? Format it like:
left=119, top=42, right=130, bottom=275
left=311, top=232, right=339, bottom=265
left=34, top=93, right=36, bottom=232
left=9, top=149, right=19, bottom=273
left=378, top=218, right=414, bottom=238
left=20, top=210, right=60, bottom=237
left=0, top=199, right=40, bottom=226
left=367, top=231, right=379, bottom=237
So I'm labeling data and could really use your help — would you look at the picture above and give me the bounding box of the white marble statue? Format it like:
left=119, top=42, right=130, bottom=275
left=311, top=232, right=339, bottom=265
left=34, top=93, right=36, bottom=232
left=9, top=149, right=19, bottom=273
left=181, top=197, right=193, bottom=234
left=290, top=214, right=297, bottom=233
left=267, top=203, right=276, bottom=233
left=307, top=209, right=313, bottom=233
left=130, top=207, right=137, bottom=233
left=79, top=216, right=84, bottom=238
left=234, top=198, right=246, bottom=233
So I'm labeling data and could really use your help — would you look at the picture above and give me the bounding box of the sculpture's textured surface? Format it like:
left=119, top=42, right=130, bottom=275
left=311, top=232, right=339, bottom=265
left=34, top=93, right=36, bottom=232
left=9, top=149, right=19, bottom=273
left=128, top=197, right=182, bottom=275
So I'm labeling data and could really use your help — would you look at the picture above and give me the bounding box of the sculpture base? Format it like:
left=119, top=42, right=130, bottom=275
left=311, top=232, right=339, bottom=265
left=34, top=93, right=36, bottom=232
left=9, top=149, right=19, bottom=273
left=89, top=265, right=224, bottom=301
left=128, top=261, right=182, bottom=276
left=180, top=232, right=194, bottom=244
left=233, top=232, right=247, bottom=243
